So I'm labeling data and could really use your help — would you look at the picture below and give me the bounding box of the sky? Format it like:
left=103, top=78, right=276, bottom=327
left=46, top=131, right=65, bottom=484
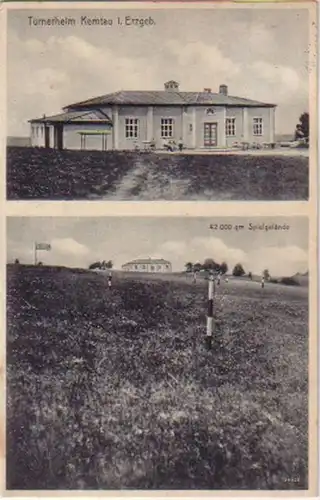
left=7, top=6, right=309, bottom=136
left=7, top=216, right=308, bottom=277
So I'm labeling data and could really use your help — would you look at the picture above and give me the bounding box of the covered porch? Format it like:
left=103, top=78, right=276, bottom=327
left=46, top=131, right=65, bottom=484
left=29, top=109, right=113, bottom=150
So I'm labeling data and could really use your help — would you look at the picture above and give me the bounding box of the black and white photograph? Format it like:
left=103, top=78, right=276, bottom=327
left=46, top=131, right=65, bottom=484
left=6, top=215, right=310, bottom=490
left=6, top=4, right=312, bottom=201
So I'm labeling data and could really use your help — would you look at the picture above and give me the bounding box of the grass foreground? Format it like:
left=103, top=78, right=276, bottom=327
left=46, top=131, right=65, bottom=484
left=6, top=147, right=309, bottom=200
left=6, top=265, right=308, bottom=490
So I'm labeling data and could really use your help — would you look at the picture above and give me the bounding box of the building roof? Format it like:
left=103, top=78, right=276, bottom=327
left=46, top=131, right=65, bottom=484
left=122, top=258, right=171, bottom=266
left=66, top=90, right=276, bottom=109
left=29, top=109, right=112, bottom=125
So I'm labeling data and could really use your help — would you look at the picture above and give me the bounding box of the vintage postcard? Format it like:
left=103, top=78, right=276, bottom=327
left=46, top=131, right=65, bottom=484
left=4, top=1, right=316, bottom=201
left=0, top=0, right=318, bottom=499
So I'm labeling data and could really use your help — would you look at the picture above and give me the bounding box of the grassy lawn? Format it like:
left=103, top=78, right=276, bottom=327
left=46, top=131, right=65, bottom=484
left=6, top=265, right=308, bottom=490
left=6, top=147, right=309, bottom=200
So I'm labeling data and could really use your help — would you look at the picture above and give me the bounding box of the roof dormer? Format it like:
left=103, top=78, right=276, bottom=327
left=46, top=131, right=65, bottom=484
left=164, top=80, right=179, bottom=91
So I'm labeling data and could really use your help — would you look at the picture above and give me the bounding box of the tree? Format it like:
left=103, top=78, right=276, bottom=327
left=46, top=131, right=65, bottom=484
left=193, top=262, right=202, bottom=272
left=203, top=258, right=216, bottom=270
left=185, top=262, right=193, bottom=273
left=203, top=258, right=222, bottom=273
left=89, top=261, right=102, bottom=270
left=263, top=269, right=270, bottom=281
left=294, top=112, right=309, bottom=143
left=105, top=260, right=113, bottom=269
left=220, top=262, right=228, bottom=275
left=232, top=263, right=245, bottom=277
left=14, top=258, right=20, bottom=265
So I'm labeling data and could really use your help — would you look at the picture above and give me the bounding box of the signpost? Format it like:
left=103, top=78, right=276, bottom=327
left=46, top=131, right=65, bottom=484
left=206, top=274, right=216, bottom=350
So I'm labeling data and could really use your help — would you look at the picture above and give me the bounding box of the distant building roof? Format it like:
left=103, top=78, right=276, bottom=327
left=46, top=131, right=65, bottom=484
left=122, top=258, right=171, bottom=266
left=65, top=90, right=276, bottom=109
left=29, top=109, right=112, bottom=125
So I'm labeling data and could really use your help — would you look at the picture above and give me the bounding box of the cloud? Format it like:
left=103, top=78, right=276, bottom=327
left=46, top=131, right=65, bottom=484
left=51, top=238, right=89, bottom=256
left=247, top=245, right=308, bottom=277
left=159, top=237, right=247, bottom=271
left=158, top=238, right=307, bottom=276
left=8, top=22, right=308, bottom=136
left=7, top=237, right=90, bottom=267
left=250, top=61, right=308, bottom=101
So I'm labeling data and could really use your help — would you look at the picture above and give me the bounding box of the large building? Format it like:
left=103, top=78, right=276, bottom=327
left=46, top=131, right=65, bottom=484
left=29, top=81, right=276, bottom=151
left=122, top=258, right=172, bottom=273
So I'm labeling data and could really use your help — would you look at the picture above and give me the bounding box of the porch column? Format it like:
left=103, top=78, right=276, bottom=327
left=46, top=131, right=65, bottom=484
left=269, top=107, right=275, bottom=143
left=192, top=107, right=196, bottom=149
left=44, top=125, right=50, bottom=148
left=54, top=124, right=64, bottom=150
left=112, top=105, right=119, bottom=149
left=181, top=107, right=187, bottom=146
left=147, top=106, right=153, bottom=141
left=221, top=107, right=226, bottom=147
left=243, top=107, right=249, bottom=142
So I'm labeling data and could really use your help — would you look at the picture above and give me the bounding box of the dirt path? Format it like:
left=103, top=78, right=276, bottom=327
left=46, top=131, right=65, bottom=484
left=104, top=158, right=194, bottom=200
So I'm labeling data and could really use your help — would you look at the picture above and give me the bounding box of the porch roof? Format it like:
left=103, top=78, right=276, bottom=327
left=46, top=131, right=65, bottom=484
left=29, top=109, right=113, bottom=125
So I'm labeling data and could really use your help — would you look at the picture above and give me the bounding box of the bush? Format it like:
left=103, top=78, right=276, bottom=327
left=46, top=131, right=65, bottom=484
left=232, top=263, right=245, bottom=277
left=280, top=277, right=300, bottom=286
left=89, top=261, right=102, bottom=270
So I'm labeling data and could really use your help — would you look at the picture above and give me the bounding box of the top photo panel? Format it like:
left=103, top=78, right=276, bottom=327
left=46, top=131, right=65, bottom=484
left=6, top=4, right=313, bottom=201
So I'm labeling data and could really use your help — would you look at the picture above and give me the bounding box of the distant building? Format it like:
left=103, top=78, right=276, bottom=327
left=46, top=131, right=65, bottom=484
left=28, top=81, right=276, bottom=151
left=122, top=258, right=172, bottom=273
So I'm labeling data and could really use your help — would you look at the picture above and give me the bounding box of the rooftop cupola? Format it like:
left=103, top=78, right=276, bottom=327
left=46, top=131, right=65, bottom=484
left=219, top=84, right=228, bottom=96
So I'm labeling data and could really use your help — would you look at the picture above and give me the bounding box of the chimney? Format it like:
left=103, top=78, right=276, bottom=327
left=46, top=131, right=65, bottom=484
left=164, top=80, right=179, bottom=91
left=219, top=84, right=228, bottom=96
left=204, top=88, right=212, bottom=93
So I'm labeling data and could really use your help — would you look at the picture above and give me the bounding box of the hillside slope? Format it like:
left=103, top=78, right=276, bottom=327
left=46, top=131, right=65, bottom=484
left=7, top=147, right=309, bottom=200
left=7, top=265, right=308, bottom=489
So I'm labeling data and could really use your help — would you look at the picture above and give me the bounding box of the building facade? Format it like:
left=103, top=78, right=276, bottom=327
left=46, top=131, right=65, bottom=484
left=122, top=258, right=172, bottom=273
left=29, top=81, right=276, bottom=151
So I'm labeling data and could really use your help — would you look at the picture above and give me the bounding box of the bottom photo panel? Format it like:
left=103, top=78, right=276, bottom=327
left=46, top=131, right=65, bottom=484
left=6, top=215, right=309, bottom=491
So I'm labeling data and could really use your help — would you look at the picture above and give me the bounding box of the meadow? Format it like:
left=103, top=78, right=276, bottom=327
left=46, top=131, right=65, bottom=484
left=6, top=265, right=308, bottom=490
left=6, top=146, right=309, bottom=200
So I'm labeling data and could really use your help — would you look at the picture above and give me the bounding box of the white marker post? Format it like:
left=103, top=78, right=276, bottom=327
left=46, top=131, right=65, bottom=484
left=261, top=276, right=265, bottom=289
left=206, top=276, right=215, bottom=349
left=108, top=272, right=112, bottom=289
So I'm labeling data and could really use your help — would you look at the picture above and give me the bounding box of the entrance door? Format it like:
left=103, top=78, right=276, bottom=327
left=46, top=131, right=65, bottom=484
left=204, top=123, right=218, bottom=147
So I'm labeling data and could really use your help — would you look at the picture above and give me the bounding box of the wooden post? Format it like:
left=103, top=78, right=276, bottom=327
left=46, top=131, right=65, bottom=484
left=108, top=272, right=112, bottom=289
left=206, top=276, right=215, bottom=349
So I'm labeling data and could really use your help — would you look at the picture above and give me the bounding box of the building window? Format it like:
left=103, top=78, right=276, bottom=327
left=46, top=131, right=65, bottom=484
left=226, top=118, right=236, bottom=136
left=125, top=118, right=139, bottom=138
left=134, top=265, right=138, bottom=270
left=151, top=265, right=155, bottom=271
left=253, top=117, right=263, bottom=136
left=161, top=118, right=174, bottom=138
